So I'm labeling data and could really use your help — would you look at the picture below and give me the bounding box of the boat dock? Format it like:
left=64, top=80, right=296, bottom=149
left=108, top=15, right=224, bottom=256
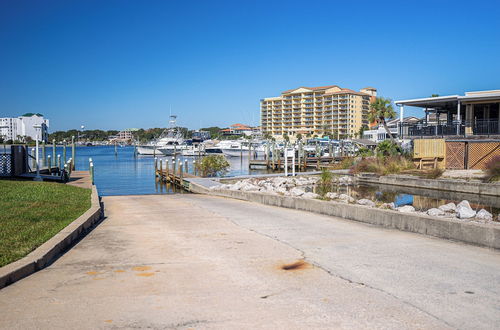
left=249, top=156, right=348, bottom=170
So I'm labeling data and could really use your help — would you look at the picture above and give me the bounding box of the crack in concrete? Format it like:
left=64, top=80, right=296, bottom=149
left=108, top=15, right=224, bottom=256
left=190, top=198, right=457, bottom=329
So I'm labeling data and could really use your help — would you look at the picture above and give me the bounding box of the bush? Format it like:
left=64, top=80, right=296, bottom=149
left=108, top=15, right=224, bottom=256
left=376, top=140, right=402, bottom=157
left=195, top=155, right=230, bottom=177
left=356, top=147, right=374, bottom=157
left=317, top=168, right=333, bottom=197
left=485, top=156, right=500, bottom=182
left=350, top=155, right=414, bottom=175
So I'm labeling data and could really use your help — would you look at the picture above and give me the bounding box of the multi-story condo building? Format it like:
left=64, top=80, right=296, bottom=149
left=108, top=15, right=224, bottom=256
left=0, top=113, right=49, bottom=142
left=261, top=85, right=376, bottom=140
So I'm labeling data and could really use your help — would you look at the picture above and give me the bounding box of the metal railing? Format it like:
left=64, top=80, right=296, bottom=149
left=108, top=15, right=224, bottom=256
left=401, top=119, right=500, bottom=138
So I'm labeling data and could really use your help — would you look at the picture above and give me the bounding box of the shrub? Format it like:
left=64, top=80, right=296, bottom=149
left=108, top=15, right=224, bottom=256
left=317, top=168, right=333, bottom=197
left=356, top=147, right=374, bottom=157
left=376, top=140, right=402, bottom=157
left=350, top=155, right=415, bottom=175
left=195, top=155, right=230, bottom=177
left=485, top=156, right=500, bottom=182
left=339, top=157, right=355, bottom=169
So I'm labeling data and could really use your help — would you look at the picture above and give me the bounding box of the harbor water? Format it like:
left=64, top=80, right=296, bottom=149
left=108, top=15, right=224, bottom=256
left=55, top=145, right=271, bottom=196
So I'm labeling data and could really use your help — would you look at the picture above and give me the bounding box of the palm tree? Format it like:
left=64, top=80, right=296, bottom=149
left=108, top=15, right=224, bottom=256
left=369, top=97, right=397, bottom=142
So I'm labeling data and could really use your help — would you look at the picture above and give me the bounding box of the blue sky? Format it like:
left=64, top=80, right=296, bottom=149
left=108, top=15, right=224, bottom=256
left=1, top=0, right=499, bottom=131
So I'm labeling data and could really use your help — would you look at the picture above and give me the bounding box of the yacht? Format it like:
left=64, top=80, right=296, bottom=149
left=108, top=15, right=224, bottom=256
left=136, top=115, right=185, bottom=156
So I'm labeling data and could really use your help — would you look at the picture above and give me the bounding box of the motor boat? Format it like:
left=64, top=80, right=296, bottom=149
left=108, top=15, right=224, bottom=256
left=220, top=140, right=266, bottom=158
left=136, top=115, right=185, bottom=156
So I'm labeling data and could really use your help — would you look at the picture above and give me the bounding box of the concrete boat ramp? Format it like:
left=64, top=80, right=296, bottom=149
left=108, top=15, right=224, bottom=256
left=1, top=193, right=500, bottom=329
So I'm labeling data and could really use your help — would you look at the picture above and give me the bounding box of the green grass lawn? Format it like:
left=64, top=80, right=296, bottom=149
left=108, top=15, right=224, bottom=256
left=0, top=180, right=91, bottom=267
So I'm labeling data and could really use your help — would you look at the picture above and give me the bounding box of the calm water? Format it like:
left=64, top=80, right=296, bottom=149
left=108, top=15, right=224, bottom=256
left=39, top=146, right=272, bottom=196
left=313, top=182, right=500, bottom=218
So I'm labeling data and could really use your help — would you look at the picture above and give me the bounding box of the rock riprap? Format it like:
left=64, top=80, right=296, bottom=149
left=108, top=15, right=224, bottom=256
left=211, top=177, right=498, bottom=223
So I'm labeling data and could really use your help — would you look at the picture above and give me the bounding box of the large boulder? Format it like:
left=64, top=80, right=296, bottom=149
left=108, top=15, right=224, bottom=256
left=357, top=199, right=376, bottom=207
left=398, top=205, right=415, bottom=213
left=338, top=194, right=355, bottom=203
left=275, top=187, right=287, bottom=195
left=289, top=187, right=305, bottom=197
left=438, top=203, right=456, bottom=213
left=476, top=209, right=493, bottom=221
left=325, top=192, right=339, bottom=200
left=301, top=192, right=319, bottom=199
left=456, top=200, right=476, bottom=219
left=427, top=208, right=445, bottom=217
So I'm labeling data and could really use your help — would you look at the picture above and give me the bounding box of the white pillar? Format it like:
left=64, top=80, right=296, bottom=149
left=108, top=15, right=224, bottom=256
left=457, top=101, right=461, bottom=135
left=34, top=128, right=42, bottom=181
left=399, top=105, right=404, bottom=138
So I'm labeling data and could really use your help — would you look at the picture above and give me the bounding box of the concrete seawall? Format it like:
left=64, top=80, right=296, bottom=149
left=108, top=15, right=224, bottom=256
left=0, top=184, right=102, bottom=289
left=196, top=186, right=500, bottom=250
left=359, top=174, right=500, bottom=196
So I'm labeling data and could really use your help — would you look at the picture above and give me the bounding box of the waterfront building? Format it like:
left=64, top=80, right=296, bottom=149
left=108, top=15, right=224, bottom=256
left=261, top=85, right=376, bottom=140
left=395, top=89, right=500, bottom=138
left=0, top=113, right=49, bottom=142
left=108, top=129, right=137, bottom=144
left=221, top=123, right=259, bottom=136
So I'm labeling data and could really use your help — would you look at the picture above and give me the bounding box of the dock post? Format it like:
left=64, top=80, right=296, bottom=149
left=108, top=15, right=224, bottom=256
left=184, top=159, right=188, bottom=174
left=154, top=157, right=158, bottom=175
left=42, top=141, right=46, bottom=166
left=63, top=140, right=67, bottom=164
left=31, top=147, right=36, bottom=170
left=180, top=164, right=183, bottom=181
left=71, top=136, right=75, bottom=170
left=292, top=149, right=296, bottom=176
left=47, top=155, right=51, bottom=174
left=172, top=160, right=176, bottom=180
left=159, top=158, right=163, bottom=176
left=57, top=154, right=61, bottom=170
left=52, top=139, right=56, bottom=161
left=89, top=161, right=94, bottom=184
left=166, top=160, right=169, bottom=176
left=193, top=160, right=196, bottom=176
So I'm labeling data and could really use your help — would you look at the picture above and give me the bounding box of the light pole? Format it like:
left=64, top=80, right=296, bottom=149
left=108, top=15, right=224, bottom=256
left=79, top=125, right=85, bottom=144
left=33, top=124, right=43, bottom=181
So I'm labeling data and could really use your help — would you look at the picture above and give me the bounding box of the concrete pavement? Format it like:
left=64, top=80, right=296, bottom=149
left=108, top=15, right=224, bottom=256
left=0, top=194, right=499, bottom=329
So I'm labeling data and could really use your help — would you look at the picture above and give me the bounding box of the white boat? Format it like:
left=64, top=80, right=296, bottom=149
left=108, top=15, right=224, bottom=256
left=220, top=140, right=266, bottom=158
left=181, top=145, right=205, bottom=156
left=137, top=115, right=185, bottom=156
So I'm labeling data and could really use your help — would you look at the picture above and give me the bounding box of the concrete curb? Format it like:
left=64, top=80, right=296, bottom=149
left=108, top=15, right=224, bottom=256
left=196, top=186, right=500, bottom=250
left=0, top=185, right=102, bottom=289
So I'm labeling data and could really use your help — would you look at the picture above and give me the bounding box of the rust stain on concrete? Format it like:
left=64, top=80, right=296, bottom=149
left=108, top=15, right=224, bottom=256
left=114, top=270, right=126, bottom=273
left=86, top=271, right=99, bottom=275
left=104, top=319, right=113, bottom=323
left=132, top=266, right=152, bottom=272
left=280, top=260, right=311, bottom=271
left=136, top=272, right=155, bottom=277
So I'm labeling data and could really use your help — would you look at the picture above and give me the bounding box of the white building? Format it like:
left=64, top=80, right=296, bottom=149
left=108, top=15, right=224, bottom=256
left=363, top=117, right=419, bottom=143
left=0, top=113, right=49, bottom=142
